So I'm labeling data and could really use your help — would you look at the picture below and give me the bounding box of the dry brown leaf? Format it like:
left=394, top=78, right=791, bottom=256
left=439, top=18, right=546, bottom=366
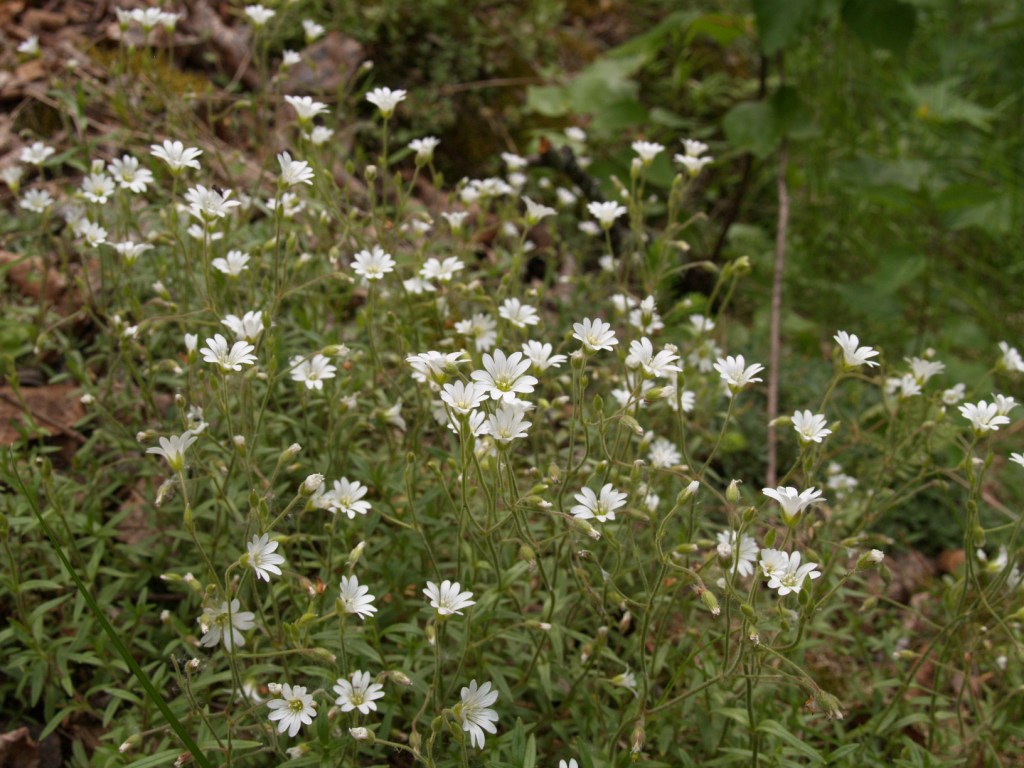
left=0, top=727, right=39, bottom=768
left=0, top=384, right=86, bottom=446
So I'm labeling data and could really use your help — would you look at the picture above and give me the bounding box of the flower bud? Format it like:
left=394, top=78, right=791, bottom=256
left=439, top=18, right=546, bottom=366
left=388, top=670, right=413, bottom=686
left=349, top=727, right=372, bottom=742
left=698, top=587, right=720, bottom=617
left=301, top=473, right=324, bottom=496
left=281, top=443, right=302, bottom=462
left=347, top=540, right=366, bottom=567
left=857, top=549, right=885, bottom=570
left=726, top=479, right=742, bottom=503
left=365, top=165, right=378, bottom=182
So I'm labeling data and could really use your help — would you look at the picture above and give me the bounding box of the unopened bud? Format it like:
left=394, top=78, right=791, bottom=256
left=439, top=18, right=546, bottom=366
left=699, top=587, right=720, bottom=617
left=232, top=435, right=246, bottom=455
left=388, top=670, right=413, bottom=686
left=281, top=443, right=302, bottom=461
left=365, top=165, right=378, bottom=182
left=119, top=735, right=140, bottom=753
left=174, top=753, right=192, bottom=768
left=301, top=473, right=324, bottom=496
left=857, top=549, right=885, bottom=570
left=618, top=610, right=632, bottom=634
left=347, top=540, right=366, bottom=567
left=726, top=479, right=742, bottom=503
left=631, top=719, right=646, bottom=756
left=186, top=658, right=201, bottom=672
left=349, top=727, right=372, bottom=742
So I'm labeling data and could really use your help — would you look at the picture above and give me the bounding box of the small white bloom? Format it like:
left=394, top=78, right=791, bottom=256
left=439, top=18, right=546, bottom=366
left=302, top=19, right=325, bottom=42
left=200, top=334, right=257, bottom=372
left=308, top=125, right=335, bottom=146
left=647, top=437, right=681, bottom=468
left=998, top=341, right=1024, bottom=373
left=993, top=393, right=1017, bottom=417
left=674, top=153, right=712, bottom=176
left=365, top=86, right=407, bottom=118
left=716, top=530, right=758, bottom=577
left=441, top=211, right=470, bottom=233
left=834, top=331, right=879, bottom=368
left=246, top=533, right=285, bottom=582
left=409, top=136, right=440, bottom=163
left=334, top=670, right=385, bottom=714
left=587, top=200, right=628, bottom=228
left=420, top=256, right=465, bottom=281
left=907, top=356, right=945, bottom=384
left=150, top=140, right=202, bottom=173
left=146, top=431, right=198, bottom=471
left=222, top=310, right=264, bottom=342
left=266, top=684, right=316, bottom=738
left=322, top=478, right=371, bottom=518
left=212, top=250, right=250, bottom=276
left=244, top=4, right=276, bottom=26
left=19, top=189, right=55, bottom=213
left=17, top=35, right=40, bottom=55
left=198, top=599, right=255, bottom=651
left=277, top=151, right=315, bottom=186
left=19, top=142, right=55, bottom=165
left=455, top=313, right=498, bottom=352
left=625, top=337, right=681, bottom=379
left=959, top=401, right=1011, bottom=433
left=571, top=484, right=627, bottom=523
left=792, top=410, right=831, bottom=443
left=759, top=549, right=821, bottom=596
left=942, top=383, right=966, bottom=405
left=289, top=354, right=337, bottom=390
left=762, top=486, right=825, bottom=526
left=456, top=680, right=499, bottom=749
left=338, top=574, right=377, bottom=619
left=521, top=340, right=566, bottom=371
left=573, top=317, right=618, bottom=353
left=522, top=196, right=556, bottom=225
left=285, top=95, right=330, bottom=123
left=498, top=298, right=539, bottom=328
left=484, top=403, right=532, bottom=443
left=80, top=173, right=115, bottom=204
left=714, top=354, right=764, bottom=392
left=631, top=140, right=664, bottom=164
left=470, top=349, right=537, bottom=402
left=352, top=246, right=396, bottom=280
left=424, top=580, right=475, bottom=616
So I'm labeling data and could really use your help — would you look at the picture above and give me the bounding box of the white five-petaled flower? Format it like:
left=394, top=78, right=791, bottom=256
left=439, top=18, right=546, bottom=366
left=681, top=138, right=709, bottom=158
left=573, top=317, right=618, bottom=353
left=185, top=185, right=241, bottom=221
left=522, top=196, right=556, bottom=225
left=714, top=355, right=765, bottom=392
left=907, top=356, right=945, bottom=384
left=454, top=313, right=497, bottom=352
left=792, top=410, right=831, bottom=444
left=471, top=349, right=537, bottom=402
left=631, top=140, right=664, bottom=164
left=441, top=381, right=489, bottom=415
left=244, top=4, right=276, bottom=26
left=150, top=140, right=202, bottom=173
left=1012, top=453, right=1024, bottom=468
left=198, top=599, right=256, bottom=651
left=716, top=530, right=758, bottom=577
left=647, top=437, right=681, bottom=468
left=284, top=95, right=330, bottom=122
left=352, top=246, right=396, bottom=280
left=277, top=151, right=315, bottom=186
left=498, top=298, right=539, bottom=328
left=290, top=354, right=337, bottom=390
left=674, top=154, right=712, bottom=176
left=441, top=211, right=470, bottom=233
left=20, top=141, right=55, bottom=165
left=571, top=484, right=627, bottom=523
left=212, top=250, right=250, bottom=276
left=19, top=189, right=55, bottom=213
left=586, top=200, right=628, bottom=228
left=365, top=87, right=407, bottom=118
left=626, top=337, right=682, bottom=379
left=833, top=330, right=879, bottom=368
left=456, top=680, right=499, bottom=749
left=108, top=155, right=154, bottom=193
left=322, top=478, right=371, bottom=518
left=302, top=19, right=325, bottom=42
left=484, top=403, right=532, bottom=443
left=759, top=549, right=822, bottom=596
left=222, top=310, right=264, bottom=341
left=998, top=341, right=1024, bottom=373
left=266, top=684, right=316, bottom=737
left=17, top=36, right=39, bottom=55
left=246, top=533, right=285, bottom=582
left=762, top=486, right=825, bottom=526
left=424, top=580, right=475, bottom=616
left=420, top=256, right=465, bottom=282
left=959, top=400, right=1011, bottom=434
left=80, top=173, right=115, bottom=204
left=521, top=340, right=566, bottom=371
left=200, top=334, right=257, bottom=372
left=409, top=136, right=440, bottom=163
left=993, top=394, right=1017, bottom=416
left=334, top=671, right=385, bottom=715
left=407, top=350, right=468, bottom=385
left=338, top=574, right=377, bottom=619
left=146, top=431, right=198, bottom=471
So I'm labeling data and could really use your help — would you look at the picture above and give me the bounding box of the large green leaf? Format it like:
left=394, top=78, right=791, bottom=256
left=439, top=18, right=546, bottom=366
left=722, top=86, right=815, bottom=157
left=752, top=0, right=820, bottom=54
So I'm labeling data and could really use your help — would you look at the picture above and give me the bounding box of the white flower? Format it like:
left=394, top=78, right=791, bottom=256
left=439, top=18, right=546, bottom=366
left=19, top=142, right=55, bottom=165
left=522, top=196, right=556, bottom=225
left=289, top=354, right=337, bottom=390
left=302, top=19, right=325, bottom=42
left=716, top=530, right=758, bottom=577
left=2, top=166, right=24, bottom=189
left=631, top=140, right=664, bottom=164
left=246, top=533, right=285, bottom=581
left=323, top=478, right=371, bottom=518
left=792, top=410, right=831, bottom=443
left=993, top=394, right=1017, bottom=417
left=281, top=50, right=301, bottom=68
left=611, top=669, right=638, bottom=696
left=17, top=35, right=39, bottom=55
left=959, top=401, right=1010, bottom=433
left=424, top=580, right=475, bottom=616
left=198, top=599, right=256, bottom=651
left=308, top=125, right=335, bottom=145
left=586, top=200, right=628, bottom=228
left=759, top=549, right=821, bottom=596
left=498, top=298, right=539, bottom=328
left=762, top=486, right=825, bottom=526
left=573, top=317, right=618, bottom=353
left=409, top=136, right=440, bottom=163
left=266, top=192, right=305, bottom=218
left=681, top=138, right=709, bottom=158
left=674, top=154, right=712, bottom=176
left=559, top=760, right=580, bottom=768
left=107, top=155, right=153, bottom=193
left=19, top=189, right=55, bottom=213
left=150, top=140, right=202, bottom=172
left=571, top=484, right=626, bottom=523
left=906, top=356, right=945, bottom=384
left=76, top=220, right=107, bottom=247
left=441, top=381, right=489, bottom=415
left=80, top=173, right=115, bottom=204
left=1011, top=453, right=1024, bottom=468
left=520, top=340, right=566, bottom=371
left=244, top=4, right=276, bottom=26
left=688, top=338, right=722, bottom=373
left=420, top=256, right=464, bottom=281
left=456, top=680, right=499, bottom=749
left=455, top=313, right=498, bottom=352
left=352, top=246, right=396, bottom=280
left=407, top=350, right=467, bottom=385
left=471, top=349, right=537, bottom=402
left=277, top=151, right=315, bottom=186
left=689, top=314, right=715, bottom=333
left=942, top=383, right=966, bottom=405
left=885, top=373, right=922, bottom=399
left=555, top=187, right=577, bottom=206
left=484, top=404, right=532, bottom=443
left=222, top=310, right=264, bottom=341
left=212, top=250, right=250, bottom=276
left=200, top=334, right=257, bottom=371
left=714, top=355, right=764, bottom=392
left=267, top=684, right=316, bottom=738
left=447, top=409, right=489, bottom=438
left=338, top=574, right=377, bottom=619
left=998, top=341, right=1024, bottom=373
left=334, top=671, right=385, bottom=715
left=441, top=211, right=470, bottom=233
left=626, top=337, right=681, bottom=379
left=146, top=431, right=198, bottom=471
left=833, top=331, right=879, bottom=368
left=285, top=95, right=329, bottom=122
left=647, top=437, right=681, bottom=468
left=365, top=87, right=407, bottom=118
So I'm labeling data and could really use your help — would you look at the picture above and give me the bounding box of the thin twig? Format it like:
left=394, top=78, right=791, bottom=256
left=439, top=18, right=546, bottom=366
left=766, top=141, right=789, bottom=487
